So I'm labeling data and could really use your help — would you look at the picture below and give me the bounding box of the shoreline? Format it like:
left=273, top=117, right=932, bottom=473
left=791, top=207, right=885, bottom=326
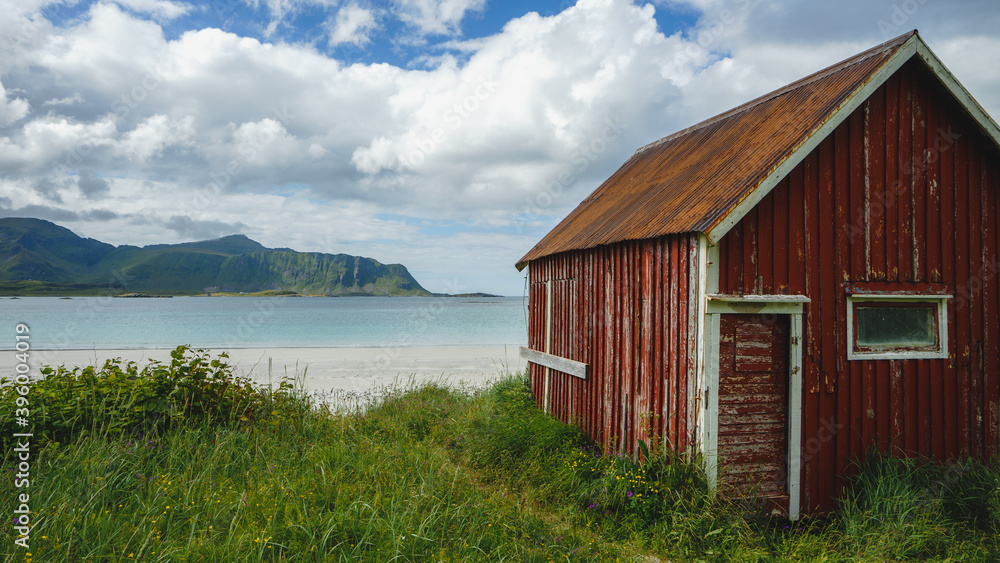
left=12, top=346, right=524, bottom=397
left=0, top=343, right=524, bottom=351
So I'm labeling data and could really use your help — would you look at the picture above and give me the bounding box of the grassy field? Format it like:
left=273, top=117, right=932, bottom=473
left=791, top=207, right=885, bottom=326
left=1, top=347, right=999, bottom=562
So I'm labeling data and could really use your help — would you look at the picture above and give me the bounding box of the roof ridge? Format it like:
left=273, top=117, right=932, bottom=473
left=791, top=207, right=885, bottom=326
left=633, top=30, right=918, bottom=158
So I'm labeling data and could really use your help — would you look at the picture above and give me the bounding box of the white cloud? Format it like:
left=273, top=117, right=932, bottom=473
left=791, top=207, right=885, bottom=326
left=307, top=142, right=326, bottom=158
left=42, top=93, right=83, bottom=107
left=112, top=0, right=192, bottom=21
left=394, top=0, right=486, bottom=36
left=0, top=116, right=118, bottom=173
left=0, top=79, right=29, bottom=125
left=228, top=117, right=300, bottom=168
left=327, top=3, right=378, bottom=46
left=1, top=0, right=998, bottom=294
left=33, top=3, right=169, bottom=93
left=115, top=114, right=194, bottom=162
left=244, top=0, right=339, bottom=38
left=244, top=0, right=487, bottom=43
left=350, top=0, right=690, bottom=218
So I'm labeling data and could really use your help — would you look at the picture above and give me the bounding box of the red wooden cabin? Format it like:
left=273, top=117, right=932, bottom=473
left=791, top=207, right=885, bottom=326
left=516, top=31, right=1000, bottom=518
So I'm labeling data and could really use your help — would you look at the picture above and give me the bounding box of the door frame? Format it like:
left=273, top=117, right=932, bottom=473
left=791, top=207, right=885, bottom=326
left=704, top=294, right=808, bottom=520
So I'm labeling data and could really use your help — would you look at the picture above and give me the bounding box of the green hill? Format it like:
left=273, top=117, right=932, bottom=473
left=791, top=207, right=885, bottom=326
left=0, top=217, right=115, bottom=283
left=0, top=218, right=430, bottom=296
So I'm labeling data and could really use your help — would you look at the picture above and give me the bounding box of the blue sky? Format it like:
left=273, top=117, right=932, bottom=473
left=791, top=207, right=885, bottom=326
left=38, top=1, right=702, bottom=67
left=1, top=0, right=998, bottom=295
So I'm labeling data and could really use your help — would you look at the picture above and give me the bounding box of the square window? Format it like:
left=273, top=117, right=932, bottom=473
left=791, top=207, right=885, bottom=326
left=847, top=296, right=950, bottom=360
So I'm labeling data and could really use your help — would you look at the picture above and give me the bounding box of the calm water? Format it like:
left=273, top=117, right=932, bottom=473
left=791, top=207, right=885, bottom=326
left=0, top=296, right=528, bottom=350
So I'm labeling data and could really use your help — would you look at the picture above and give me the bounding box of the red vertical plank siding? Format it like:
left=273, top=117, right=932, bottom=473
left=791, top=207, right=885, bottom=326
left=956, top=142, right=970, bottom=457
left=833, top=125, right=853, bottom=493
left=666, top=242, right=679, bottom=445
left=937, top=98, right=951, bottom=454
left=526, top=60, right=999, bottom=516
left=818, top=133, right=841, bottom=504
left=992, top=159, right=1000, bottom=454
left=885, top=70, right=914, bottom=280
left=818, top=136, right=837, bottom=391
left=714, top=60, right=1000, bottom=513
left=726, top=217, right=743, bottom=291
left=869, top=86, right=888, bottom=281
left=774, top=177, right=791, bottom=293
left=639, top=243, right=654, bottom=448
left=903, top=69, right=922, bottom=283
left=987, top=161, right=1000, bottom=454
left=968, top=159, right=980, bottom=454
left=912, top=67, right=929, bottom=284
left=526, top=235, right=701, bottom=457
left=758, top=194, right=774, bottom=293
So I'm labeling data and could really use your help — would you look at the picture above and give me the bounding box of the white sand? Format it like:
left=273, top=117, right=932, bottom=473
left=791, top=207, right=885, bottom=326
left=18, top=346, right=523, bottom=405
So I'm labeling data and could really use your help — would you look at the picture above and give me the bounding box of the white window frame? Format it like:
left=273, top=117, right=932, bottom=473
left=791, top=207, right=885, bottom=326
left=846, top=294, right=951, bottom=360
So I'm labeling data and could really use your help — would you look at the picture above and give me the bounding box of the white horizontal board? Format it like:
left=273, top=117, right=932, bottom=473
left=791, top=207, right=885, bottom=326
left=706, top=294, right=809, bottom=315
left=519, top=347, right=588, bottom=379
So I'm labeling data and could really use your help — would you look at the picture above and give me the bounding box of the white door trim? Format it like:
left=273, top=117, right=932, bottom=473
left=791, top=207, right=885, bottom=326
left=704, top=296, right=807, bottom=521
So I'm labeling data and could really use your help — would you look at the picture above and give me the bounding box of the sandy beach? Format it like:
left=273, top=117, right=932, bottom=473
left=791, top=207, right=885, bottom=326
left=19, top=346, right=524, bottom=403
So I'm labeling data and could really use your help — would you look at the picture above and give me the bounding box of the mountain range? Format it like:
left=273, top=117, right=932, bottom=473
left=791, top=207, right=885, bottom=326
left=0, top=217, right=430, bottom=296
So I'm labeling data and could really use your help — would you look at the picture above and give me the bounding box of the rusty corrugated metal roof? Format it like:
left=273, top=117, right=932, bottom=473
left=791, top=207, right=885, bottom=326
left=517, top=31, right=919, bottom=269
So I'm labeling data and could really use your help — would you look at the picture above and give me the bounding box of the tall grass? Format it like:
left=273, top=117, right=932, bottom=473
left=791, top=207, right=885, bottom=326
left=831, top=451, right=1000, bottom=561
left=2, top=351, right=999, bottom=561
left=1, top=351, right=620, bottom=562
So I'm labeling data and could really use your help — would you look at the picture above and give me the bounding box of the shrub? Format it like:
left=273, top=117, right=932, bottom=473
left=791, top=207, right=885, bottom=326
left=460, top=374, right=590, bottom=487
left=359, top=382, right=464, bottom=441
left=561, top=442, right=708, bottom=525
left=0, top=345, right=292, bottom=450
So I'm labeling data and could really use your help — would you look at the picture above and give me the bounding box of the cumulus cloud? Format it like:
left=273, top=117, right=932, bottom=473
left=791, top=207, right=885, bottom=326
left=116, top=114, right=194, bottom=162
left=0, top=79, right=29, bottom=126
left=0, top=115, right=118, bottom=174
left=245, top=0, right=340, bottom=38
left=394, top=0, right=486, bottom=36
left=349, top=0, right=692, bottom=218
left=113, top=0, right=192, bottom=21
left=327, top=3, right=378, bottom=46
left=0, top=0, right=997, bottom=294
left=42, top=93, right=83, bottom=107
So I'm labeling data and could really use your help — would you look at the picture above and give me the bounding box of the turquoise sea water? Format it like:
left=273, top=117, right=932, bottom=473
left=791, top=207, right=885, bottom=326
left=0, top=296, right=528, bottom=350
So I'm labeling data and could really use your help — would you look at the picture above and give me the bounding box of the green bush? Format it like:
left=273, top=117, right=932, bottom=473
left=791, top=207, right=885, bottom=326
left=561, top=442, right=708, bottom=525
left=0, top=345, right=295, bottom=450
left=459, top=374, right=590, bottom=485
left=358, top=382, right=464, bottom=442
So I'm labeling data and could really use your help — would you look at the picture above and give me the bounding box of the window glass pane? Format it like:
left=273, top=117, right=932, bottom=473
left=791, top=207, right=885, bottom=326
left=856, top=305, right=936, bottom=347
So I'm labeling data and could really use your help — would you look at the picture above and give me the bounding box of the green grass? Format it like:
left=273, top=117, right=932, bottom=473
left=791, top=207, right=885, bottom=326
left=2, top=349, right=999, bottom=561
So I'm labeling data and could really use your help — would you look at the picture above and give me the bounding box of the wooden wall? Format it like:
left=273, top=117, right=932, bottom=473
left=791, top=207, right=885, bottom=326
left=717, top=59, right=1000, bottom=513
left=527, top=234, right=701, bottom=455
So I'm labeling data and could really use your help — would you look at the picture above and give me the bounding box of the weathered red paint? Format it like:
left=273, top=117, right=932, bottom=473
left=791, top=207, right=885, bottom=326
left=519, top=33, right=1000, bottom=516
left=718, top=314, right=790, bottom=504
left=717, top=59, right=1000, bottom=513
left=527, top=236, right=700, bottom=455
